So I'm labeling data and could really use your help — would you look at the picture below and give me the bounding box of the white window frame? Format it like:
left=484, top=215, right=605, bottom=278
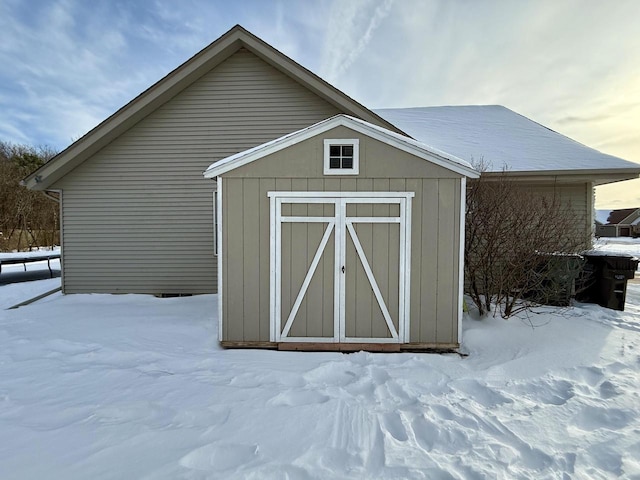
left=323, top=139, right=359, bottom=175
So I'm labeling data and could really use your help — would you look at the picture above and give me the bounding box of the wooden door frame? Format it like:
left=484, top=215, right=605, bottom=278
left=268, top=191, right=414, bottom=344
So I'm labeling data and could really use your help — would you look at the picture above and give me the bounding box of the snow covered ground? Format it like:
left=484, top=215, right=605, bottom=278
left=0, top=242, right=639, bottom=479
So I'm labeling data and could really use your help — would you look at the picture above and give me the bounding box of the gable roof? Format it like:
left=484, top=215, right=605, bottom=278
left=203, top=114, right=480, bottom=179
left=24, top=25, right=403, bottom=191
left=375, top=106, right=640, bottom=185
left=599, top=207, right=640, bottom=225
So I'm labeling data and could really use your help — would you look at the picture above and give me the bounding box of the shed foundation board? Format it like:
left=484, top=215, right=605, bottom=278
left=219, top=341, right=460, bottom=353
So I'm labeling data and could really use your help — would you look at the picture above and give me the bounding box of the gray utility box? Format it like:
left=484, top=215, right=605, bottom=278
left=577, top=253, right=639, bottom=311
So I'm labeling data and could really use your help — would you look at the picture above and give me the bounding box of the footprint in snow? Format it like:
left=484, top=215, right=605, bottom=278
left=450, top=379, right=513, bottom=408
left=411, top=415, right=440, bottom=451
left=380, top=411, right=408, bottom=442
left=512, top=378, right=575, bottom=406
left=411, top=413, right=471, bottom=455
left=268, top=390, right=330, bottom=407
left=598, top=380, right=620, bottom=399
left=573, top=405, right=632, bottom=431
left=303, top=362, right=358, bottom=387
left=568, top=366, right=604, bottom=386
left=180, top=442, right=260, bottom=472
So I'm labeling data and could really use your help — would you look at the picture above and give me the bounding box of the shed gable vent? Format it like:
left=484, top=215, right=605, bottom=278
left=323, top=139, right=359, bottom=175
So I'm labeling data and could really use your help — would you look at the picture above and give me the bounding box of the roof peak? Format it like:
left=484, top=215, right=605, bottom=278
left=24, top=25, right=400, bottom=190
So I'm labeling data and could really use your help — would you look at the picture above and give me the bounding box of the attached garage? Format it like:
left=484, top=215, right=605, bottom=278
left=204, top=115, right=479, bottom=351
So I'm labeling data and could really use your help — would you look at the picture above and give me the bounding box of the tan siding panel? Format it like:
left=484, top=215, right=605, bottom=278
left=242, top=178, right=261, bottom=341
left=421, top=179, right=440, bottom=343
left=436, top=179, right=457, bottom=344
left=225, top=178, right=245, bottom=341
left=258, top=178, right=275, bottom=341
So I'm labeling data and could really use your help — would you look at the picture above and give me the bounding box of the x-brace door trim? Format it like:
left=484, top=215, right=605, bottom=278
left=269, top=191, right=414, bottom=343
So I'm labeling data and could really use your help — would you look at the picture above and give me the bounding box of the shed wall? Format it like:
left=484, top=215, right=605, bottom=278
left=53, top=48, right=341, bottom=293
left=222, top=176, right=461, bottom=345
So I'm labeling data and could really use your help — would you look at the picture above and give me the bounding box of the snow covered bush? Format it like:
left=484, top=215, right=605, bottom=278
left=464, top=167, right=591, bottom=317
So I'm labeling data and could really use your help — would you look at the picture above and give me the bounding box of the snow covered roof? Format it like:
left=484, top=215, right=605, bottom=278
left=374, top=106, right=640, bottom=179
left=204, top=114, right=479, bottom=179
left=598, top=207, right=640, bottom=226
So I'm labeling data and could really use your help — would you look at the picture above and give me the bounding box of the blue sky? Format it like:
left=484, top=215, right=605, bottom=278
left=1, top=0, right=639, bottom=207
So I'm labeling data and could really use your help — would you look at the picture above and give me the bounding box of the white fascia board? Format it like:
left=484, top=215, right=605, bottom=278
left=204, top=115, right=480, bottom=179
left=483, top=168, right=640, bottom=179
left=343, top=116, right=480, bottom=178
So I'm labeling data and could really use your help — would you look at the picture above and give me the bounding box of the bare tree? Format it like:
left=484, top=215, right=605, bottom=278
left=465, top=166, right=591, bottom=318
left=0, top=141, right=58, bottom=251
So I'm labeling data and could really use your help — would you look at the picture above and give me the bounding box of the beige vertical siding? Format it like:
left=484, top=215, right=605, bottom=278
left=53, top=49, right=340, bottom=294
left=222, top=176, right=461, bottom=344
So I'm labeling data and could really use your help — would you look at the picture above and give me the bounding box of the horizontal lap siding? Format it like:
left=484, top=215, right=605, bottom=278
left=54, top=49, right=340, bottom=294
left=526, top=183, right=590, bottom=239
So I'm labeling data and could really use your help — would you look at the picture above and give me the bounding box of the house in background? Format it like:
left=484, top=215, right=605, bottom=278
left=23, top=25, right=640, bottom=350
left=595, top=208, right=640, bottom=237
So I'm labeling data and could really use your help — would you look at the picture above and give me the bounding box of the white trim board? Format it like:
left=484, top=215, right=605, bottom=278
left=458, top=177, right=466, bottom=345
left=204, top=115, right=479, bottom=179
left=217, top=177, right=223, bottom=342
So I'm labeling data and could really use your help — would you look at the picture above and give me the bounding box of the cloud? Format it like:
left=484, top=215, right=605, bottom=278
left=320, top=0, right=395, bottom=83
left=0, top=0, right=638, bottom=209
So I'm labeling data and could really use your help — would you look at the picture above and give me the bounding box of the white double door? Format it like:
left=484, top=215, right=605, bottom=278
left=269, top=192, right=413, bottom=343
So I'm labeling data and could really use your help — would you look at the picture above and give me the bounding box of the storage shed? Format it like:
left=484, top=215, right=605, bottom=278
left=205, top=115, right=479, bottom=351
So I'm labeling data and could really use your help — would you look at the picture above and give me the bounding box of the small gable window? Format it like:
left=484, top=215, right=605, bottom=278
left=324, top=139, right=359, bottom=175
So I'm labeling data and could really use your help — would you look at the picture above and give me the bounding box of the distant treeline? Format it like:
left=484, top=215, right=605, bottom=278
left=0, top=141, right=59, bottom=251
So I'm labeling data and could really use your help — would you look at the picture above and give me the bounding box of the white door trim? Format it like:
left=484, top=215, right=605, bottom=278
left=269, top=191, right=414, bottom=344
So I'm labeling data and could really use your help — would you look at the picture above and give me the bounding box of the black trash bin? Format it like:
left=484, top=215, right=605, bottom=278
left=578, top=253, right=639, bottom=311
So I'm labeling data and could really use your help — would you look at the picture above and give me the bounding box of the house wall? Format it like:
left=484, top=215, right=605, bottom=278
left=52, top=48, right=341, bottom=294
left=221, top=127, right=463, bottom=345
left=526, top=182, right=593, bottom=243
left=596, top=225, right=618, bottom=238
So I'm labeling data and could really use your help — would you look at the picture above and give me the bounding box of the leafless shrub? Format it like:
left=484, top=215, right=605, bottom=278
left=465, top=163, right=592, bottom=318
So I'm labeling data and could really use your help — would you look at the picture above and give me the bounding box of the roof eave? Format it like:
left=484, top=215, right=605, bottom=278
left=24, top=27, right=246, bottom=190
left=481, top=168, right=640, bottom=185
